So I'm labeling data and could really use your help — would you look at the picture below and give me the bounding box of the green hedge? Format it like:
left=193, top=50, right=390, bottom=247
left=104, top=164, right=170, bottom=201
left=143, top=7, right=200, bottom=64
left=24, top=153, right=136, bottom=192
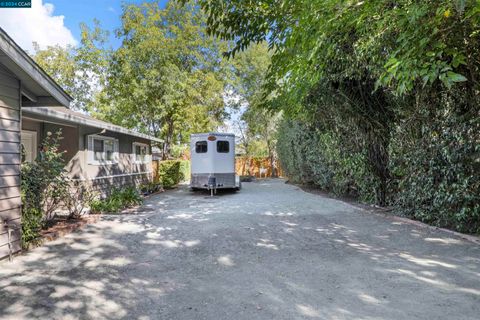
left=276, top=119, right=377, bottom=203
left=157, top=160, right=190, bottom=189
left=277, top=114, right=480, bottom=234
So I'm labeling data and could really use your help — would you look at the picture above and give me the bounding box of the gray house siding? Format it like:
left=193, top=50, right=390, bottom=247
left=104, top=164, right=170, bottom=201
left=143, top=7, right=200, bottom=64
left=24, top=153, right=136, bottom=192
left=0, top=63, right=21, bottom=258
left=20, top=119, right=154, bottom=199
left=74, top=127, right=153, bottom=197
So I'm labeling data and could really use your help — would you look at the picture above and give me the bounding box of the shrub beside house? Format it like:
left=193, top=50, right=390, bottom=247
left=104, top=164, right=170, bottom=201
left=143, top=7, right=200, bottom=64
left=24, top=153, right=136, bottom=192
left=0, top=27, right=162, bottom=259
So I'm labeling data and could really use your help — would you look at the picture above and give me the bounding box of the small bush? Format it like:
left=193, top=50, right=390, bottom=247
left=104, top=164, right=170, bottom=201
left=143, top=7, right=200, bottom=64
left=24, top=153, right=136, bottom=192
left=21, top=130, right=70, bottom=248
left=157, top=160, right=190, bottom=189
left=64, top=185, right=98, bottom=219
left=89, top=187, right=143, bottom=214
left=140, top=182, right=162, bottom=195
left=20, top=207, right=43, bottom=249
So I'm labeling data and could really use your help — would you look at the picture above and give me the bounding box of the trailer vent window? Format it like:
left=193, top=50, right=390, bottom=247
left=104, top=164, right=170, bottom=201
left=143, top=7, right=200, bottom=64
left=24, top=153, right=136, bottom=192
left=217, top=141, right=229, bottom=153
left=195, top=141, right=208, bottom=153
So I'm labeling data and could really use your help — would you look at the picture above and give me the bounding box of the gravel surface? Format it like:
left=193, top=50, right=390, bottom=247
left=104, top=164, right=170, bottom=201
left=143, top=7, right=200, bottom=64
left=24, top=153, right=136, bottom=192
left=1, top=179, right=479, bottom=319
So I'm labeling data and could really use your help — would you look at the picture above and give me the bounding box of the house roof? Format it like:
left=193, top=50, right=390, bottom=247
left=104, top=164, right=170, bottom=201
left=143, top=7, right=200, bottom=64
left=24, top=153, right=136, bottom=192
left=22, top=107, right=163, bottom=143
left=0, top=27, right=72, bottom=107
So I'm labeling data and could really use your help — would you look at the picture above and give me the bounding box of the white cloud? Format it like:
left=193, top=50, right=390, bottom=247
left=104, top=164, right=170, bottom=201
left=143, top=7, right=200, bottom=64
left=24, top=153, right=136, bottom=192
left=0, top=0, right=77, bottom=53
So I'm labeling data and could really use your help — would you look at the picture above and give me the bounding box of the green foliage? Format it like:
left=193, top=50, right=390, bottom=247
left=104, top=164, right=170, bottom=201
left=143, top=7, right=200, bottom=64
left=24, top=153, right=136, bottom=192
left=277, top=119, right=377, bottom=203
left=229, top=42, right=282, bottom=174
left=20, top=207, right=43, bottom=249
left=89, top=187, right=143, bottom=214
left=391, top=97, right=480, bottom=233
left=200, top=0, right=480, bottom=232
left=64, top=185, right=98, bottom=219
left=32, top=20, right=109, bottom=112
left=98, top=0, right=230, bottom=158
left=21, top=131, right=70, bottom=248
left=170, top=144, right=189, bottom=159
left=139, top=182, right=163, bottom=195
left=157, top=160, right=190, bottom=189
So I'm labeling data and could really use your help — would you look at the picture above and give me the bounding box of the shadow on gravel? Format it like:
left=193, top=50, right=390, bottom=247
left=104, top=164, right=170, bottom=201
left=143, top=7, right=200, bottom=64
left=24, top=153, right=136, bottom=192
left=0, top=180, right=479, bottom=320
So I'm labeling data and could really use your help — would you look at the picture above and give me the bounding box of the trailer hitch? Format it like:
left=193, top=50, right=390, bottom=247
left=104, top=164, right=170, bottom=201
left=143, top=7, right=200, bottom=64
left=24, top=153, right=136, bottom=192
left=208, top=176, right=216, bottom=197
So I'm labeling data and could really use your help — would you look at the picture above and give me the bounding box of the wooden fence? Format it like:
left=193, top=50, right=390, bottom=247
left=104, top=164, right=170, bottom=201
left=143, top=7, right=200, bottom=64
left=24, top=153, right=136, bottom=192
left=153, top=157, right=283, bottom=182
left=235, top=157, right=283, bottom=178
left=152, top=160, right=159, bottom=182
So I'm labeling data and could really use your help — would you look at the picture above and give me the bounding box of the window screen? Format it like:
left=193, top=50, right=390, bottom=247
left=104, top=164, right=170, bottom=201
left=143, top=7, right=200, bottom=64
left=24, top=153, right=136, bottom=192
left=195, top=141, right=208, bottom=153
left=217, top=141, right=229, bottom=153
left=88, top=136, right=118, bottom=164
left=104, top=140, right=114, bottom=161
left=135, top=144, right=148, bottom=162
left=93, top=139, right=104, bottom=161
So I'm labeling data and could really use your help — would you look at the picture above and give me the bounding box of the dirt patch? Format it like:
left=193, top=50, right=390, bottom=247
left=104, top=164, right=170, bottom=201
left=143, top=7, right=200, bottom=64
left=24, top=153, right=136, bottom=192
left=38, top=215, right=100, bottom=243
left=2, top=179, right=479, bottom=320
left=295, top=182, right=480, bottom=245
left=294, top=182, right=389, bottom=212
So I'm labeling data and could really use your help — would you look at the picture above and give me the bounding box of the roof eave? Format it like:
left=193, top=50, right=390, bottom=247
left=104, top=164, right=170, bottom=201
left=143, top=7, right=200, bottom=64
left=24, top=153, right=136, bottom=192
left=0, top=27, right=72, bottom=107
left=22, top=107, right=163, bottom=143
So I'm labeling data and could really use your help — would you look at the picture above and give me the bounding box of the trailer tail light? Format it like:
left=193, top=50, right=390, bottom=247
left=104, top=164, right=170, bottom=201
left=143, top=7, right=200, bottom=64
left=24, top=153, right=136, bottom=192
left=208, top=135, right=217, bottom=141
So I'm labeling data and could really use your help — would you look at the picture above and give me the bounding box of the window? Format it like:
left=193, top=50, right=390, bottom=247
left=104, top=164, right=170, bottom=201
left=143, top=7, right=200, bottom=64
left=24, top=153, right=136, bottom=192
left=217, top=140, right=229, bottom=153
left=195, top=141, right=208, bottom=153
left=94, top=139, right=115, bottom=161
left=21, top=130, right=37, bottom=163
left=133, top=142, right=149, bottom=163
left=88, top=135, right=118, bottom=165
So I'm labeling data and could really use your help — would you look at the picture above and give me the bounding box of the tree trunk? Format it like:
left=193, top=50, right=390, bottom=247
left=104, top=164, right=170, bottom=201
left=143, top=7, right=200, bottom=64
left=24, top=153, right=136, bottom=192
left=338, top=78, right=393, bottom=206
left=162, top=119, right=175, bottom=160
left=366, top=129, right=390, bottom=206
left=267, top=143, right=277, bottom=178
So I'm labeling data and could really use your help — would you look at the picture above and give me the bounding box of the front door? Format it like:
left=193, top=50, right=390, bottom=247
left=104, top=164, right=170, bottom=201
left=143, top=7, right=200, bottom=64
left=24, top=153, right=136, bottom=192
left=21, top=130, right=37, bottom=163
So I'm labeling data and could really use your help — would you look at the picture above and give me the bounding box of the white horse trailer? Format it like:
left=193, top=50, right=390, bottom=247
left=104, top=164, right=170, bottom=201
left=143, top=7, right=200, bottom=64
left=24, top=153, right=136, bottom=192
left=190, top=133, right=241, bottom=194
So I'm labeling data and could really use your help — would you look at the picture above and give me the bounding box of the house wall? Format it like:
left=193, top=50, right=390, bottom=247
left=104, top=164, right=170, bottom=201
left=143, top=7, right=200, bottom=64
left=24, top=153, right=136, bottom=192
left=21, top=118, right=42, bottom=144
left=77, top=127, right=153, bottom=197
left=0, top=63, right=21, bottom=259
left=20, top=120, right=153, bottom=198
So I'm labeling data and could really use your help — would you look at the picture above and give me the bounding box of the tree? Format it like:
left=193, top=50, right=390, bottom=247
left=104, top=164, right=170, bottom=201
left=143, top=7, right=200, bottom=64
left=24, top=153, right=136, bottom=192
left=32, top=20, right=109, bottom=112
left=99, top=0, right=229, bottom=159
left=229, top=42, right=282, bottom=176
left=196, top=0, right=480, bottom=206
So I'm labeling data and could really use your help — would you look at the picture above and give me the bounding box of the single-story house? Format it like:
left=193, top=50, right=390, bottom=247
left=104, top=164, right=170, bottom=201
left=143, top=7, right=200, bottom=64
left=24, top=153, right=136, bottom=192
left=21, top=106, right=162, bottom=194
left=0, top=27, right=72, bottom=259
left=0, top=27, right=161, bottom=260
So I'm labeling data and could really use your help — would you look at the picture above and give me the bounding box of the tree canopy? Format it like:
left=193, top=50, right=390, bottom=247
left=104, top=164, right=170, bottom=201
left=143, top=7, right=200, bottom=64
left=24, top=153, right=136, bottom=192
left=32, top=20, right=109, bottom=112
left=29, top=0, right=480, bottom=232
left=96, top=0, right=229, bottom=157
left=198, top=0, right=480, bottom=232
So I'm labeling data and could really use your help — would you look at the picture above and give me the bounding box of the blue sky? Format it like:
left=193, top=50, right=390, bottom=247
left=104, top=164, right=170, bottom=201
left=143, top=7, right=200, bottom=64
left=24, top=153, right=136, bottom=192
left=49, top=0, right=169, bottom=48
left=0, top=0, right=169, bottom=52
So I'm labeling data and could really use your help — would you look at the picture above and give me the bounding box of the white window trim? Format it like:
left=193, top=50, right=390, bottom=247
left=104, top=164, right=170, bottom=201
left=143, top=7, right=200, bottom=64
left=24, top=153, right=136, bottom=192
left=133, top=142, right=151, bottom=164
left=87, top=134, right=119, bottom=165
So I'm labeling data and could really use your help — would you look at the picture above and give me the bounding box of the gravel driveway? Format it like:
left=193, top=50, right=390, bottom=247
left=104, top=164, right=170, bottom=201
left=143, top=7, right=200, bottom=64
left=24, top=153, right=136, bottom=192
left=1, top=179, right=479, bottom=320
